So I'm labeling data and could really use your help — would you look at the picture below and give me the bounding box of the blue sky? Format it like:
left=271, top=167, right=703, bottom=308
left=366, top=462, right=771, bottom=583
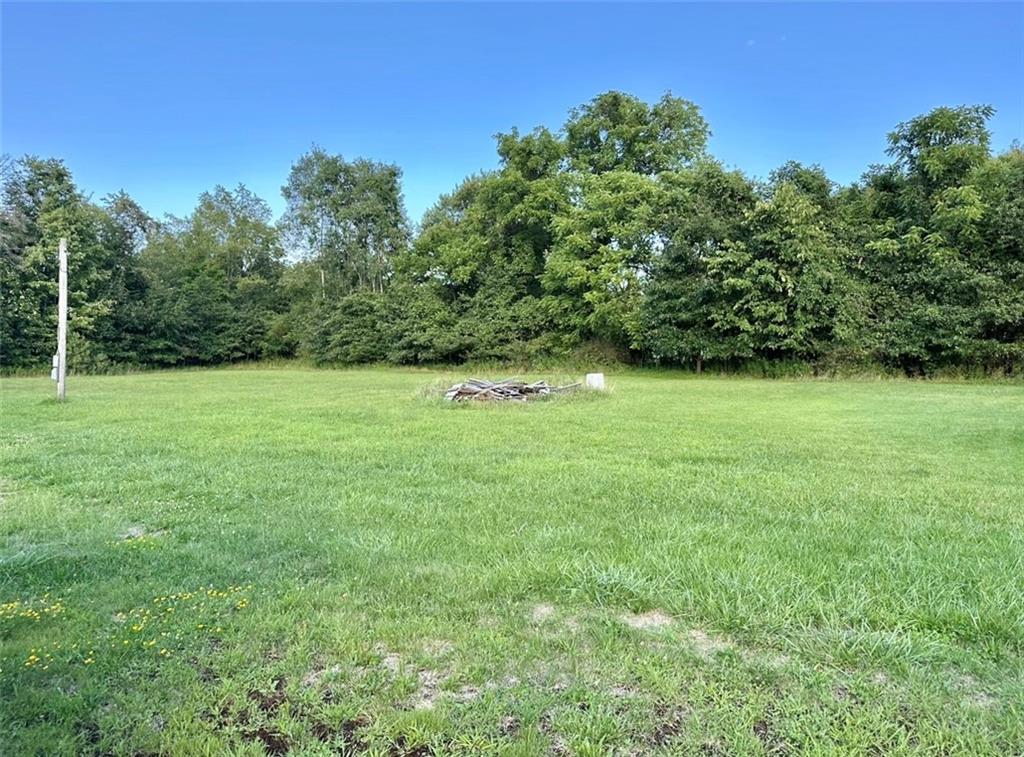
left=3, top=2, right=1022, bottom=226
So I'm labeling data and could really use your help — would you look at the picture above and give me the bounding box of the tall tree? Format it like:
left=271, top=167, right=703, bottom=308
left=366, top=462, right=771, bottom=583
left=1, top=157, right=149, bottom=369
left=282, top=148, right=409, bottom=295
left=543, top=170, right=663, bottom=349
left=4, top=95, right=1021, bottom=375
left=887, top=105, right=994, bottom=199
left=639, top=161, right=757, bottom=369
left=703, top=183, right=850, bottom=362
left=139, top=185, right=285, bottom=365
left=540, top=91, right=711, bottom=354
left=564, top=91, right=709, bottom=176
left=852, top=105, right=1007, bottom=372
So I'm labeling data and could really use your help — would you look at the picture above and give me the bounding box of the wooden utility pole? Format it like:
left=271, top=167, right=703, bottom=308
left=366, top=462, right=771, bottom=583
left=56, top=238, right=68, bottom=400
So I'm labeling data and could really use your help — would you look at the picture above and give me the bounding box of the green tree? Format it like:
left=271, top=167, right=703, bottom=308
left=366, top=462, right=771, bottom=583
left=851, top=105, right=1012, bottom=372
left=564, top=91, right=709, bottom=175
left=543, top=170, right=663, bottom=349
left=282, top=148, right=409, bottom=295
left=1, top=157, right=149, bottom=370
left=394, top=123, right=569, bottom=362
left=4, top=95, right=1021, bottom=376
left=970, top=146, right=1024, bottom=369
left=639, top=161, right=757, bottom=369
left=887, top=105, right=994, bottom=198
left=138, top=185, right=285, bottom=365
left=704, top=183, right=849, bottom=362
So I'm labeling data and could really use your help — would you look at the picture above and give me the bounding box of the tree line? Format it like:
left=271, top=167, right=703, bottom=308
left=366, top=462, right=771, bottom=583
left=2, top=92, right=1022, bottom=375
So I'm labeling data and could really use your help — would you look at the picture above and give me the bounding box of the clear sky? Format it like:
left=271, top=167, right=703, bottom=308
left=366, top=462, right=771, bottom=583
left=3, top=2, right=1022, bottom=226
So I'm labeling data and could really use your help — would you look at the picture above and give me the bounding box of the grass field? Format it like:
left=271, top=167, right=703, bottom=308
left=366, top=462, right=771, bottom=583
left=1, top=367, right=1022, bottom=755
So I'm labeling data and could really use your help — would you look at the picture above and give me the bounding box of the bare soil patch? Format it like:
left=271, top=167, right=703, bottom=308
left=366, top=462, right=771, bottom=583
left=622, top=609, right=673, bottom=630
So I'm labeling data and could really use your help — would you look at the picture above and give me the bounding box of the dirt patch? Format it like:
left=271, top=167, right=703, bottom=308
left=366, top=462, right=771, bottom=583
left=751, top=704, right=789, bottom=755
left=650, top=703, right=688, bottom=746
left=622, top=609, right=673, bottom=630
left=752, top=719, right=787, bottom=755
left=452, top=684, right=480, bottom=702
left=687, top=629, right=731, bottom=656
left=120, top=525, right=167, bottom=540
left=538, top=718, right=571, bottom=757
left=392, top=734, right=436, bottom=756
left=205, top=675, right=373, bottom=755
left=381, top=652, right=402, bottom=676
left=412, top=669, right=443, bottom=710
left=833, top=685, right=863, bottom=705
left=302, top=664, right=341, bottom=688
left=248, top=676, right=287, bottom=715
left=375, top=650, right=451, bottom=709
left=311, top=714, right=370, bottom=746
left=956, top=674, right=996, bottom=709
left=532, top=603, right=556, bottom=622
left=252, top=726, right=289, bottom=755
left=209, top=678, right=290, bottom=755
left=965, top=690, right=997, bottom=709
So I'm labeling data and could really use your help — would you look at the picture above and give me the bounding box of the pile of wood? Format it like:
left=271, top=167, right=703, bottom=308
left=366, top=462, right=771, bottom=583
left=444, top=377, right=581, bottom=402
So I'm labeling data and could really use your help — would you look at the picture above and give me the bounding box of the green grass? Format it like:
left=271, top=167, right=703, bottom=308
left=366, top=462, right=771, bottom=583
left=1, top=367, right=1022, bottom=755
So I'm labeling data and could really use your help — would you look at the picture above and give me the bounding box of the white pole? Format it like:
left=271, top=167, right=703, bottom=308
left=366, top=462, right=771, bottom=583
left=57, top=238, right=68, bottom=401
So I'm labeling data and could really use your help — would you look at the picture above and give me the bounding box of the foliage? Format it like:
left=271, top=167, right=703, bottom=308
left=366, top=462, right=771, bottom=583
left=2, top=94, right=1021, bottom=375
left=639, top=161, right=757, bottom=368
left=137, top=185, right=287, bottom=365
left=281, top=147, right=408, bottom=296
left=564, top=91, right=709, bottom=175
left=1, top=157, right=150, bottom=370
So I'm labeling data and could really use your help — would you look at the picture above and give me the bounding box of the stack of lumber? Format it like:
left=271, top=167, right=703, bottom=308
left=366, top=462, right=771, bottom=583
left=444, top=377, right=581, bottom=402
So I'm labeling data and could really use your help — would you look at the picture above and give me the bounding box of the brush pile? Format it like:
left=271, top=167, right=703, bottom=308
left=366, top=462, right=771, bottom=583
left=444, top=377, right=581, bottom=402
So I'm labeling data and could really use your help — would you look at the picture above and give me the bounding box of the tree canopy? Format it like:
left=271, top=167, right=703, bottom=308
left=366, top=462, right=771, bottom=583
left=3, top=93, right=1021, bottom=375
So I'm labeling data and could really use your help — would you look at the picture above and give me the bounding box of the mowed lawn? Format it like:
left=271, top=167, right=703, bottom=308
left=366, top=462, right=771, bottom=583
left=1, top=368, right=1022, bottom=755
